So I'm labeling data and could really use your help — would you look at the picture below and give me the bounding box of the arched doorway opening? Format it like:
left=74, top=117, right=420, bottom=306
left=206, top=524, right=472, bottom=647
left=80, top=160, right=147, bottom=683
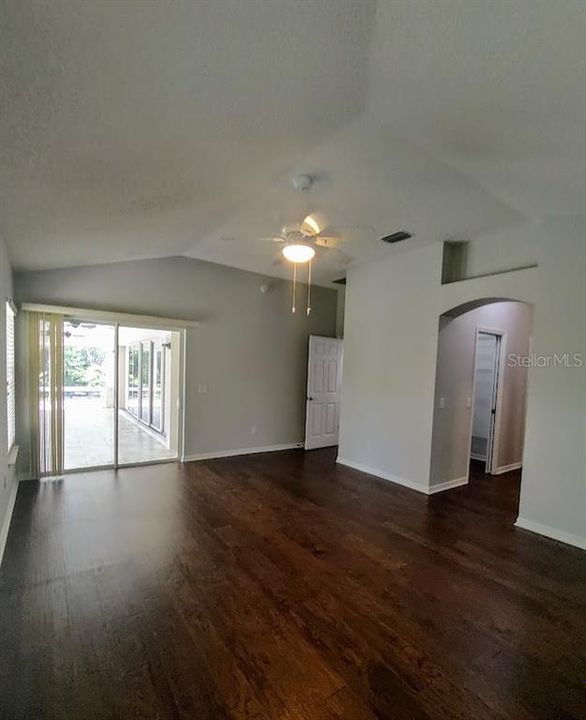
left=429, top=299, right=534, bottom=513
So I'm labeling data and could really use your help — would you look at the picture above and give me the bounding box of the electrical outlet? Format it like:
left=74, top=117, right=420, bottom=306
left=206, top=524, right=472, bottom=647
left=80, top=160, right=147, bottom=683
left=438, top=396, right=446, bottom=409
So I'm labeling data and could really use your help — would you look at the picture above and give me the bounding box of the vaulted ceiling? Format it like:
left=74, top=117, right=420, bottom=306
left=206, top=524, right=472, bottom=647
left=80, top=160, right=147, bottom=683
left=1, top=0, right=584, bottom=284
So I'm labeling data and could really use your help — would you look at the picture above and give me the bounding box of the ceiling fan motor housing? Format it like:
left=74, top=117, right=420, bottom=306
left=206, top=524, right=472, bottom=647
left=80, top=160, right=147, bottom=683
left=282, top=226, right=311, bottom=243
left=292, top=174, right=312, bottom=192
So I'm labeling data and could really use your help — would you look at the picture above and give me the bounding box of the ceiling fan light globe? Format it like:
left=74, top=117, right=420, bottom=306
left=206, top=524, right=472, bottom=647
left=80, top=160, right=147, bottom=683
left=282, top=243, right=315, bottom=263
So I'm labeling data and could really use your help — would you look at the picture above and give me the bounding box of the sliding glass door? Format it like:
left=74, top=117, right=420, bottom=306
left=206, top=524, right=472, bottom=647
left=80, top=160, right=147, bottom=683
left=122, top=339, right=166, bottom=434
left=63, top=321, right=116, bottom=470
left=117, top=327, right=178, bottom=466
left=27, top=312, right=181, bottom=475
left=66, top=325, right=180, bottom=468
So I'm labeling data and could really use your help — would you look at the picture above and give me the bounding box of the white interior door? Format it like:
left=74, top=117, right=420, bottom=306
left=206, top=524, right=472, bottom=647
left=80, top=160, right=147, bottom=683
left=305, top=336, right=343, bottom=450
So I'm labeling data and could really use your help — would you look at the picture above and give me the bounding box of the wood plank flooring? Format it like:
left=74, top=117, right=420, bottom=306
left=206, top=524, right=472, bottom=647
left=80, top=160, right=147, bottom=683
left=1, top=449, right=585, bottom=719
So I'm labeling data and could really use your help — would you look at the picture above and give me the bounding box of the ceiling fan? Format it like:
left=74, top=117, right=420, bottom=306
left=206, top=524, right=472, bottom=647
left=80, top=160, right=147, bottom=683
left=265, top=175, right=353, bottom=315
left=270, top=215, right=348, bottom=260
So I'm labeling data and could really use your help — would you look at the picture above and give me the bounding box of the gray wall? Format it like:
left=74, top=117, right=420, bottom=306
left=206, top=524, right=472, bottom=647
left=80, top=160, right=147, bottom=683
left=338, top=243, right=442, bottom=489
left=15, top=256, right=337, bottom=468
left=430, top=301, right=533, bottom=485
left=0, top=234, right=15, bottom=548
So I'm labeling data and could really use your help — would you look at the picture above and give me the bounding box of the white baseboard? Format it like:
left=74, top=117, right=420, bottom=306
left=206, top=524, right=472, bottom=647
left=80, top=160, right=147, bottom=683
left=515, top=517, right=586, bottom=551
left=183, top=442, right=304, bottom=463
left=493, top=462, right=522, bottom=475
left=336, top=457, right=428, bottom=495
left=336, top=458, right=470, bottom=496
left=427, top=476, right=469, bottom=494
left=0, top=478, right=19, bottom=572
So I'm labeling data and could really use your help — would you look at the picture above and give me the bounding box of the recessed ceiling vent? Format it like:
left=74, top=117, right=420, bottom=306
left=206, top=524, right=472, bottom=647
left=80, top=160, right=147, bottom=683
left=380, top=230, right=412, bottom=244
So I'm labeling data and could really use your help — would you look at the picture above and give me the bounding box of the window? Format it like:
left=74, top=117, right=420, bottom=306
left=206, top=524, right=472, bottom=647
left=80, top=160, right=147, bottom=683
left=125, top=339, right=165, bottom=436
left=6, top=300, right=15, bottom=451
left=127, top=344, right=140, bottom=418
left=140, top=340, right=151, bottom=424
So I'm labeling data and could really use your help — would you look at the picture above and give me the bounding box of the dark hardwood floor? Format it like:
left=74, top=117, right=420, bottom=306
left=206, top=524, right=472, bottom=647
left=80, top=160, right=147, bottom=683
left=1, top=449, right=585, bottom=719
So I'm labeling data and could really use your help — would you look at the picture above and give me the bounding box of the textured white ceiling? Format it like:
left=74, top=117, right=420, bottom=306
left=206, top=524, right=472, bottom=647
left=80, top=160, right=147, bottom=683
left=1, top=0, right=584, bottom=283
left=0, top=0, right=376, bottom=271
left=184, top=116, right=523, bottom=283
left=368, top=0, right=586, bottom=217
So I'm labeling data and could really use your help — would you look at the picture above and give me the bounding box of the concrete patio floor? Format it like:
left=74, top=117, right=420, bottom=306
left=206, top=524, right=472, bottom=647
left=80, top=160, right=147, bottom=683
left=64, top=397, right=176, bottom=468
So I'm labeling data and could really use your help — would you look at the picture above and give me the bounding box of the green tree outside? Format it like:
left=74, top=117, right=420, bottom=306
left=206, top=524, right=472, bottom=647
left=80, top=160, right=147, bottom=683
left=64, top=346, right=106, bottom=387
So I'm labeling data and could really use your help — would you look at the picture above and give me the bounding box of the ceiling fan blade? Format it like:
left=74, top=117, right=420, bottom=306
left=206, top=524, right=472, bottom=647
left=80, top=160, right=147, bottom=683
left=301, top=214, right=321, bottom=237
left=315, top=236, right=342, bottom=249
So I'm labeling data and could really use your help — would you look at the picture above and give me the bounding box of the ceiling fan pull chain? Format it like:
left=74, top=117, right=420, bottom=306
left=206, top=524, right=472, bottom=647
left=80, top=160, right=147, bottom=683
left=292, top=262, right=297, bottom=314
left=306, top=258, right=312, bottom=316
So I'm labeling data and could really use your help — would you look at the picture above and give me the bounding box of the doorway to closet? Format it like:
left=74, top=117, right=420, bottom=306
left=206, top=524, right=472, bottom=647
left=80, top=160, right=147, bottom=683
left=429, top=300, right=533, bottom=492
left=470, top=331, right=502, bottom=473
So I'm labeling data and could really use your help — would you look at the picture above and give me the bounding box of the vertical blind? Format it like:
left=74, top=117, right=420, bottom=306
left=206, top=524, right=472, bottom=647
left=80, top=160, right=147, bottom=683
left=26, top=311, right=64, bottom=477
left=6, top=300, right=15, bottom=451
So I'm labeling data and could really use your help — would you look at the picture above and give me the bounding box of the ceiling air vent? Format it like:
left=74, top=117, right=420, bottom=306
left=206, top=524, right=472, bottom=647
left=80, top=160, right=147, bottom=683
left=381, top=230, right=412, bottom=244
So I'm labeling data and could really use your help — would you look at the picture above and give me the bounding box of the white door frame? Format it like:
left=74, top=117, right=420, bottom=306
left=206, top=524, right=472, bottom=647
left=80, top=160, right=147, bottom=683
left=467, top=327, right=507, bottom=476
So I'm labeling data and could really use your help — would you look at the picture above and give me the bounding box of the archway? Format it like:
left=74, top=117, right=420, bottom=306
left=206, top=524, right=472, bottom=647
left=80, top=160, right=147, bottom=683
left=428, top=298, right=534, bottom=515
